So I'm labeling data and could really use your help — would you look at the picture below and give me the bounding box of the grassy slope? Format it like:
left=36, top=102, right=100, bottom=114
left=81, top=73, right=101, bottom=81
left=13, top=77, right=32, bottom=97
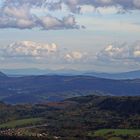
left=94, top=129, right=140, bottom=136
left=0, top=118, right=42, bottom=129
left=89, top=129, right=140, bottom=140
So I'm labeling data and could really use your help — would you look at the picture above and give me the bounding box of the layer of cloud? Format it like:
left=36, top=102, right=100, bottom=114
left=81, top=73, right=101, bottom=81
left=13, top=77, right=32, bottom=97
left=0, top=41, right=86, bottom=64
left=0, top=0, right=140, bottom=30
left=1, top=40, right=140, bottom=68
left=4, top=0, right=140, bottom=11
left=65, top=0, right=140, bottom=12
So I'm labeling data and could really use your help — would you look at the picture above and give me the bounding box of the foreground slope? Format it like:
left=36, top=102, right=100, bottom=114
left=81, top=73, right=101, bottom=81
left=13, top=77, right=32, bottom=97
left=0, top=95, right=140, bottom=140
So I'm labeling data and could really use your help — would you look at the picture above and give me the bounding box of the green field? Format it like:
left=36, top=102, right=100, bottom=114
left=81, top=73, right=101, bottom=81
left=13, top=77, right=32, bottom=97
left=88, top=129, right=140, bottom=140
left=0, top=118, right=43, bottom=129
left=94, top=129, right=140, bottom=136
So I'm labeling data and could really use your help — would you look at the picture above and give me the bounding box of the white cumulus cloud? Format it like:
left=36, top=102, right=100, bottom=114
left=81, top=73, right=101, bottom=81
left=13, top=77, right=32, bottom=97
left=0, top=41, right=88, bottom=64
left=2, top=41, right=58, bottom=59
left=0, top=0, right=80, bottom=30
left=97, top=41, right=140, bottom=66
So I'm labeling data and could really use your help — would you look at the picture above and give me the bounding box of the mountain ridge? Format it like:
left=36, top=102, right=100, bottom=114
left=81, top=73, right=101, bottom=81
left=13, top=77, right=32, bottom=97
left=2, top=68, right=140, bottom=79
left=0, top=75, right=140, bottom=104
left=85, top=70, right=140, bottom=79
left=0, top=71, right=7, bottom=78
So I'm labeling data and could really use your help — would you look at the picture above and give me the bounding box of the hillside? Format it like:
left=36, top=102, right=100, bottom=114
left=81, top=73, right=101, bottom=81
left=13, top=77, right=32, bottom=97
left=0, top=75, right=140, bottom=104
left=0, top=95, right=140, bottom=140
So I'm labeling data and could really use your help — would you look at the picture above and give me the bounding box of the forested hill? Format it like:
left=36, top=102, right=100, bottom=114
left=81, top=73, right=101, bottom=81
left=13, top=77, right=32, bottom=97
left=0, top=95, right=140, bottom=140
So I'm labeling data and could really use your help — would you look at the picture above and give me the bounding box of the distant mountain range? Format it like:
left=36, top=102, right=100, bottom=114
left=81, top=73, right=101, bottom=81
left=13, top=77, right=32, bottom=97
left=85, top=70, right=140, bottom=79
left=2, top=68, right=140, bottom=79
left=0, top=71, right=140, bottom=104
left=1, top=68, right=81, bottom=76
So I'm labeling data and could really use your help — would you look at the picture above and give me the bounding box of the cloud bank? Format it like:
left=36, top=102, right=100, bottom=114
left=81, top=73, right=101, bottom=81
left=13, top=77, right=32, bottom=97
left=0, top=0, right=140, bottom=30
left=0, top=41, right=86, bottom=64
left=1, top=40, right=140, bottom=68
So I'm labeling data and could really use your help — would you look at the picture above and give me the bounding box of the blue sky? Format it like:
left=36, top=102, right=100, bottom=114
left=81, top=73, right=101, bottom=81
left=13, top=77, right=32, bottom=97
left=0, top=0, right=140, bottom=72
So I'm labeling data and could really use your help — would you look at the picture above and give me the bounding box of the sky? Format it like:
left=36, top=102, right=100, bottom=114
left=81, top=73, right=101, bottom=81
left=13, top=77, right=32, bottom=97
left=0, top=0, right=140, bottom=72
